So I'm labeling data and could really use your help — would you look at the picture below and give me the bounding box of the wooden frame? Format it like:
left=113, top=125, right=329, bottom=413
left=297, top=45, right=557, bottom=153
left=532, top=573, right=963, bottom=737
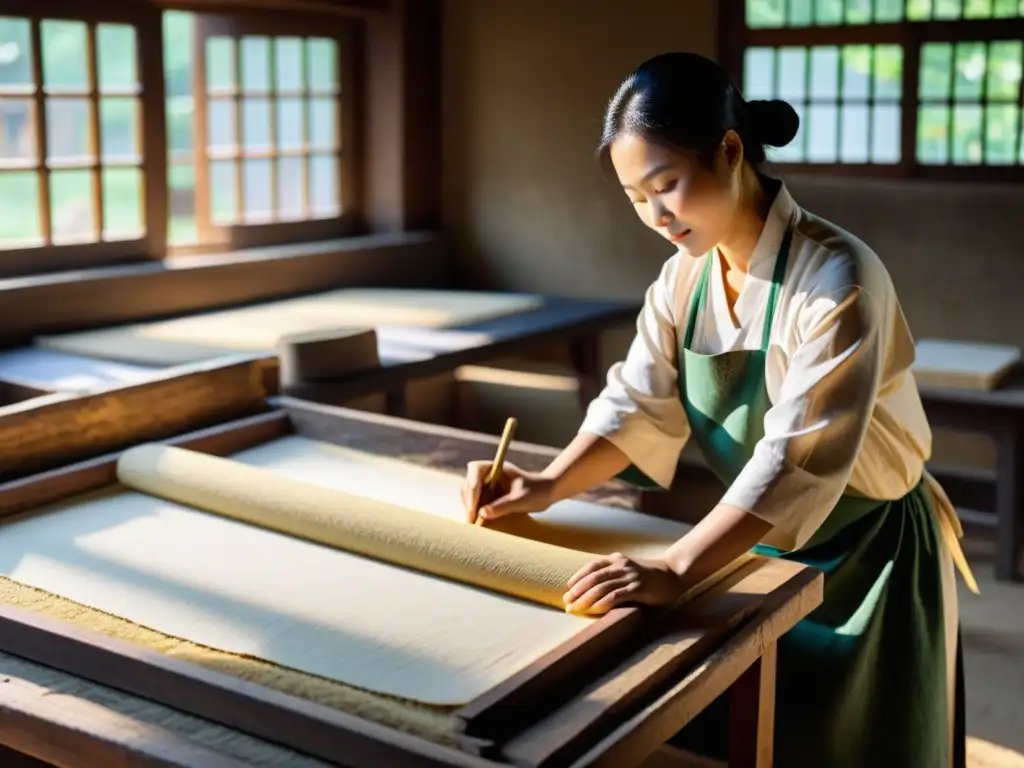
left=0, top=398, right=824, bottom=767
left=176, top=9, right=360, bottom=254
left=0, top=353, right=276, bottom=480
left=0, top=0, right=441, bottom=280
left=0, top=0, right=168, bottom=276
left=719, top=0, right=1024, bottom=182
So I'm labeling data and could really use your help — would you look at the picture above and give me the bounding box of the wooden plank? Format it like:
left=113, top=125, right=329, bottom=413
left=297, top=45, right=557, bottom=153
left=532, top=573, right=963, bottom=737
left=496, top=565, right=766, bottom=768
left=0, top=672, right=251, bottom=768
left=569, top=559, right=821, bottom=768
left=0, top=356, right=277, bottom=480
left=455, top=607, right=645, bottom=744
left=0, top=233, right=446, bottom=346
left=0, top=605, right=501, bottom=768
left=0, top=409, right=291, bottom=520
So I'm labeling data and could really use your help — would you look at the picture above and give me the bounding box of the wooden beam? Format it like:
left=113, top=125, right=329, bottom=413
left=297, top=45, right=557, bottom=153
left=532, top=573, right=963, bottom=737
left=362, top=0, right=442, bottom=232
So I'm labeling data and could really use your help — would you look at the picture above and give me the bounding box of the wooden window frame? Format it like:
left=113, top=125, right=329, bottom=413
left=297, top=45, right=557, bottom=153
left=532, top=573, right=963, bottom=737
left=0, top=0, right=439, bottom=281
left=178, top=10, right=360, bottom=254
left=719, top=0, right=1024, bottom=182
left=0, top=0, right=167, bottom=277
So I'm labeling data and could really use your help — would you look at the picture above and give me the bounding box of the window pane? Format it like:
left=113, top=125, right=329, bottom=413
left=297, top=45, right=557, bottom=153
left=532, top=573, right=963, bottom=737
left=789, top=0, right=813, bottom=25
left=50, top=168, right=94, bottom=242
left=874, top=45, right=902, bottom=100
left=0, top=17, right=33, bottom=89
left=993, top=0, right=1017, bottom=15
left=777, top=48, right=806, bottom=101
left=987, top=41, right=1023, bottom=100
left=277, top=156, right=303, bottom=220
left=0, top=99, right=35, bottom=161
left=206, top=37, right=235, bottom=93
left=167, top=96, right=193, bottom=154
left=964, top=0, right=994, bottom=16
left=985, top=104, right=1020, bottom=164
left=310, top=154, right=337, bottom=215
left=207, top=99, right=235, bottom=151
left=747, top=0, right=785, bottom=26
left=0, top=171, right=40, bottom=247
left=242, top=98, right=271, bottom=150
left=100, top=98, right=139, bottom=161
left=102, top=166, right=142, bottom=239
left=871, top=104, right=901, bottom=163
left=310, top=98, right=336, bottom=149
left=770, top=102, right=806, bottom=161
left=242, top=37, right=270, bottom=92
left=277, top=98, right=304, bottom=149
left=934, top=0, right=963, bottom=17
left=840, top=104, right=869, bottom=162
left=42, top=21, right=88, bottom=92
left=168, top=162, right=197, bottom=244
left=917, top=105, right=950, bottom=163
left=97, top=24, right=137, bottom=91
left=807, top=104, right=837, bottom=161
left=874, top=0, right=905, bottom=22
left=243, top=158, right=271, bottom=222
left=810, top=47, right=839, bottom=100
left=46, top=99, right=92, bottom=161
left=210, top=159, right=236, bottom=223
left=845, top=0, right=872, bottom=23
left=954, top=42, right=987, bottom=100
left=907, top=0, right=933, bottom=20
left=307, top=38, right=337, bottom=91
left=744, top=48, right=774, bottom=99
left=163, top=11, right=194, bottom=99
left=275, top=38, right=303, bottom=92
left=952, top=105, right=983, bottom=164
left=842, top=46, right=872, bottom=100
left=920, top=43, right=953, bottom=100
left=814, top=0, right=844, bottom=24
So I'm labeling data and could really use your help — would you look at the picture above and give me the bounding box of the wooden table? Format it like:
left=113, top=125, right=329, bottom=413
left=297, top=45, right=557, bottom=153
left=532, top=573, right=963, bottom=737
left=0, top=295, right=638, bottom=417
left=0, top=398, right=821, bottom=768
left=920, top=373, right=1024, bottom=581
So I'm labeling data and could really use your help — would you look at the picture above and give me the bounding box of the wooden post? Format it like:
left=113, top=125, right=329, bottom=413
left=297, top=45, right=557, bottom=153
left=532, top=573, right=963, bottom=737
left=728, top=642, right=777, bottom=768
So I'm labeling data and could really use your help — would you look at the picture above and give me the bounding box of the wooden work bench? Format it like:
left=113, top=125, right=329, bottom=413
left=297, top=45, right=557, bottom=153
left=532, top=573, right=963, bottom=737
left=0, top=293, right=638, bottom=418
left=920, top=373, right=1024, bottom=581
left=0, top=396, right=821, bottom=768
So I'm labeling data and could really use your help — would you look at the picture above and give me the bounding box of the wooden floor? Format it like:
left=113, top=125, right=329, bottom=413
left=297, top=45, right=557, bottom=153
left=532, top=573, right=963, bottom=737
left=959, top=532, right=1024, bottom=768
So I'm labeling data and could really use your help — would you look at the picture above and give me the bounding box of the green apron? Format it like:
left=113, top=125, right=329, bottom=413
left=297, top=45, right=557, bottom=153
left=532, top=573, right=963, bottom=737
left=618, top=229, right=964, bottom=767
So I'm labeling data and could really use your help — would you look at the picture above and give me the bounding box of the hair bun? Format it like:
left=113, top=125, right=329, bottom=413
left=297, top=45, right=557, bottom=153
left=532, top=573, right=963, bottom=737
left=745, top=99, right=800, bottom=148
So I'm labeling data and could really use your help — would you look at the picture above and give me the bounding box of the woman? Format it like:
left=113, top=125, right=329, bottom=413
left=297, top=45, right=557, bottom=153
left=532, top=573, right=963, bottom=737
left=461, top=52, right=977, bottom=768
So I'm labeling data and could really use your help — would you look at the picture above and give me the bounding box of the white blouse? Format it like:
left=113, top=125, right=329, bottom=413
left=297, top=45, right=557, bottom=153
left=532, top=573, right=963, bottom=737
left=580, top=182, right=934, bottom=550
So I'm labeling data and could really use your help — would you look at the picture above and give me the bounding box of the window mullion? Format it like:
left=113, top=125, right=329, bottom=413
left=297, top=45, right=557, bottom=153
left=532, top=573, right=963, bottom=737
left=30, top=18, right=52, bottom=245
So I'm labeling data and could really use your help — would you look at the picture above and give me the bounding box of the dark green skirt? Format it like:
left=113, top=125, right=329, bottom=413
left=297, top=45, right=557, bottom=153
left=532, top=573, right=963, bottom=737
left=670, top=482, right=965, bottom=768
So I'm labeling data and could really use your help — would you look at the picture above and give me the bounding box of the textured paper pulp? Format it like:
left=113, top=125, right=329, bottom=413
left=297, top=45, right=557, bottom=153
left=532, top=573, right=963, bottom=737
left=0, top=436, right=692, bottom=708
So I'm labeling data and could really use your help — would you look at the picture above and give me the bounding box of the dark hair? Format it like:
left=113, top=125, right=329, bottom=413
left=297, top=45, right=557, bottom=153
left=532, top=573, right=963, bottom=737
left=598, top=52, right=799, bottom=169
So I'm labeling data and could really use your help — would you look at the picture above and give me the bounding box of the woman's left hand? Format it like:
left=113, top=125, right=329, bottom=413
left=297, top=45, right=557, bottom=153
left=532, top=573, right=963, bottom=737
left=563, top=552, right=683, bottom=615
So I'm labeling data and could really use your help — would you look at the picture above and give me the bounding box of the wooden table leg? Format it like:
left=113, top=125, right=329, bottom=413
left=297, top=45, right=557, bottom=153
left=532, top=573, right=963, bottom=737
left=568, top=334, right=602, bottom=409
left=995, top=427, right=1023, bottom=581
left=728, top=642, right=777, bottom=768
left=385, top=387, right=407, bottom=418
left=0, top=745, right=52, bottom=768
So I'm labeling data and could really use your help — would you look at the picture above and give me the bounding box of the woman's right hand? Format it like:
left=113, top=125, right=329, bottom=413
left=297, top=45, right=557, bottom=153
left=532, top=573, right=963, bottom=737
left=462, top=460, right=557, bottom=524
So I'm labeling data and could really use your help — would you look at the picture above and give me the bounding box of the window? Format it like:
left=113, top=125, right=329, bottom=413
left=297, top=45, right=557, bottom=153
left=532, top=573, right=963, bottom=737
left=0, top=14, right=147, bottom=254
left=724, top=0, right=1024, bottom=179
left=0, top=3, right=359, bottom=275
left=164, top=12, right=354, bottom=253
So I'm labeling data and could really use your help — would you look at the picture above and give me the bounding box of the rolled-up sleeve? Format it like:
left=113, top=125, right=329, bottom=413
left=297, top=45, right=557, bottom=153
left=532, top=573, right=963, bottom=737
left=579, top=260, right=690, bottom=489
left=722, top=279, right=884, bottom=549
